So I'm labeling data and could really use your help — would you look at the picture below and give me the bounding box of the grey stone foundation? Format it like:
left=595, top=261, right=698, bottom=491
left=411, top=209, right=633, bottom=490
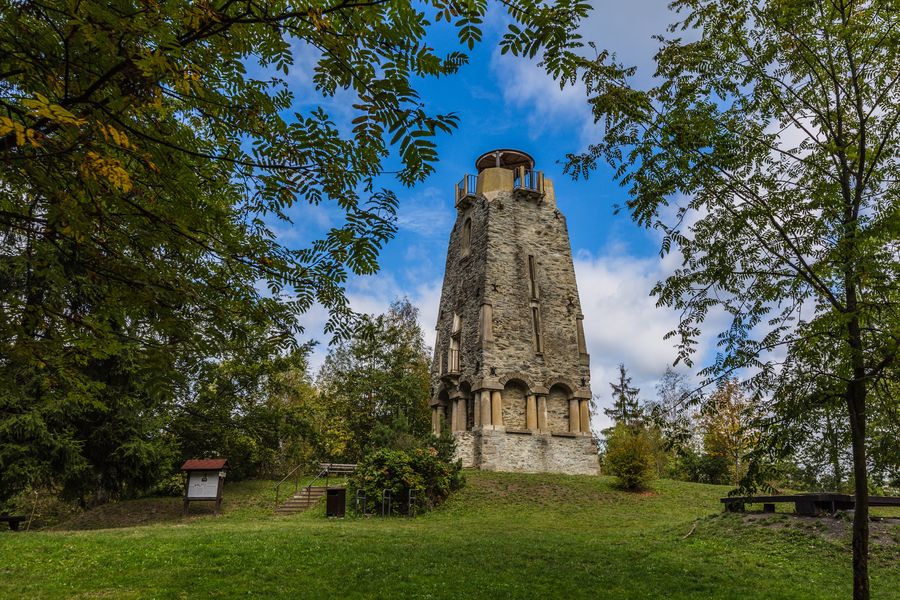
left=454, top=428, right=599, bottom=475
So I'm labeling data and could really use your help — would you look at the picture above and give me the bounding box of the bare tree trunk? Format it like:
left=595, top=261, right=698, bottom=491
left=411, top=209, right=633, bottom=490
left=846, top=314, right=869, bottom=600
left=824, top=408, right=843, bottom=490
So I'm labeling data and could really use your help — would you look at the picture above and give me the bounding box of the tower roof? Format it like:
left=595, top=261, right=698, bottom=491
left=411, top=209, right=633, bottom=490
left=475, top=149, right=534, bottom=173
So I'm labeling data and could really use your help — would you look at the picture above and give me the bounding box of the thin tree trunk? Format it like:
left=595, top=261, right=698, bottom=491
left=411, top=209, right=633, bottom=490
left=825, top=408, right=843, bottom=491
left=846, top=314, right=869, bottom=600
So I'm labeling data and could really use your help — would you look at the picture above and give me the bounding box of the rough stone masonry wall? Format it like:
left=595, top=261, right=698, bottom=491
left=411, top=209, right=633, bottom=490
left=546, top=387, right=570, bottom=432
left=432, top=162, right=599, bottom=475
left=482, top=189, right=591, bottom=392
left=458, top=429, right=598, bottom=475
left=430, top=197, right=489, bottom=397
left=454, top=431, right=476, bottom=468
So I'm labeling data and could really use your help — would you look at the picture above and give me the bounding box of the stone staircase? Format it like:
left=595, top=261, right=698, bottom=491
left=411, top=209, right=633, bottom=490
left=275, top=486, right=328, bottom=515
left=274, top=463, right=357, bottom=515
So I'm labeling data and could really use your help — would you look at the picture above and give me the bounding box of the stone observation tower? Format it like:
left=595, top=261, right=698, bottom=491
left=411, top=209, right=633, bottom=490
left=429, top=149, right=599, bottom=475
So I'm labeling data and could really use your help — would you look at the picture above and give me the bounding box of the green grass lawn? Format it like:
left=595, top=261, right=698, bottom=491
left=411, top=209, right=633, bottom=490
left=1, top=472, right=897, bottom=599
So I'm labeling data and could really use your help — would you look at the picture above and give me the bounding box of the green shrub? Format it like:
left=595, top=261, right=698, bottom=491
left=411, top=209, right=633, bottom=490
left=349, top=447, right=463, bottom=515
left=667, top=448, right=731, bottom=485
left=1, top=487, right=81, bottom=529
left=151, top=473, right=185, bottom=497
left=605, top=424, right=656, bottom=491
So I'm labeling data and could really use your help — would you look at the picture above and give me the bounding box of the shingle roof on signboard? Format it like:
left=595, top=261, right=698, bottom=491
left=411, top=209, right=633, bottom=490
left=180, top=458, right=227, bottom=471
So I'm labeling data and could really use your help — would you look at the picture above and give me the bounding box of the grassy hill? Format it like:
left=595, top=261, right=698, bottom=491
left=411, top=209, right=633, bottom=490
left=1, top=471, right=897, bottom=599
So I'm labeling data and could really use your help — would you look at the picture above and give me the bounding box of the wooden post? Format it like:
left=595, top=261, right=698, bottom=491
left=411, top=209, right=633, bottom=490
left=183, top=471, right=189, bottom=515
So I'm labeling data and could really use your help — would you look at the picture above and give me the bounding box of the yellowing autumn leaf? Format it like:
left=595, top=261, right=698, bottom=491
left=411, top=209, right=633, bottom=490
left=22, top=93, right=86, bottom=127
left=96, top=123, right=133, bottom=149
left=82, top=151, right=133, bottom=193
left=0, top=116, right=42, bottom=147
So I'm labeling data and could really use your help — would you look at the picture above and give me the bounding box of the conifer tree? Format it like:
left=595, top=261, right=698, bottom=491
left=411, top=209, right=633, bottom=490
left=604, top=364, right=642, bottom=428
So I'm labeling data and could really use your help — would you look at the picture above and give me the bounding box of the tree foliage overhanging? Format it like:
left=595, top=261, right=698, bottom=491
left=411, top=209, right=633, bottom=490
left=568, top=1, right=897, bottom=597
left=0, top=0, right=590, bottom=503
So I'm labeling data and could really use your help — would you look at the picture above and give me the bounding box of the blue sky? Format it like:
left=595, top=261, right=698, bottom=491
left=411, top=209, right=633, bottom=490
left=282, top=0, right=718, bottom=431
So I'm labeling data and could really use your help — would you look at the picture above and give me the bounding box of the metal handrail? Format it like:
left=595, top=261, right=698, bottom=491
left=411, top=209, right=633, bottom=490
left=274, top=462, right=309, bottom=506
left=456, top=174, right=477, bottom=204
left=513, top=168, right=543, bottom=193
left=274, top=463, right=357, bottom=508
left=302, top=466, right=329, bottom=496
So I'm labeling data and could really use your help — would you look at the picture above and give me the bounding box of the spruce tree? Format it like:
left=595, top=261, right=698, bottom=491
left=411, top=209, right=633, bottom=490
left=605, top=364, right=642, bottom=428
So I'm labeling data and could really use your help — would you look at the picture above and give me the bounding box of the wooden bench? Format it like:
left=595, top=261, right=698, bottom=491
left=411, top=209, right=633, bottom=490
left=721, top=494, right=900, bottom=516
left=0, top=514, right=28, bottom=531
left=318, top=463, right=357, bottom=488
left=319, top=463, right=357, bottom=476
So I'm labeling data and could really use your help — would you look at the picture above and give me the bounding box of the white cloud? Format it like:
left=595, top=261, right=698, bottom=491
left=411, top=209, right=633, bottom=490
left=579, top=0, right=679, bottom=87
left=573, top=245, right=725, bottom=432
left=488, top=0, right=686, bottom=149
left=299, top=272, right=443, bottom=375
left=396, top=186, right=454, bottom=238
left=490, top=49, right=595, bottom=146
left=290, top=185, right=452, bottom=374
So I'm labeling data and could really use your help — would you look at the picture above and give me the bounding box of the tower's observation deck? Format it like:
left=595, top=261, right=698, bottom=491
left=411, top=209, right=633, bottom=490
left=431, top=148, right=598, bottom=475
left=456, top=149, right=545, bottom=209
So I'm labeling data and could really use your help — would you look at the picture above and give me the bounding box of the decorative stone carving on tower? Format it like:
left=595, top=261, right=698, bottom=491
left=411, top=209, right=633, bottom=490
left=429, top=149, right=599, bottom=475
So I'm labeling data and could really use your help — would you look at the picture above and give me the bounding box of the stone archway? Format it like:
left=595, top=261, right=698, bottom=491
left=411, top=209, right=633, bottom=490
left=499, top=372, right=535, bottom=390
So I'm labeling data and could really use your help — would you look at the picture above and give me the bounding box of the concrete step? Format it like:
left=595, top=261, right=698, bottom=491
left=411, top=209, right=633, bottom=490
left=275, top=486, right=331, bottom=514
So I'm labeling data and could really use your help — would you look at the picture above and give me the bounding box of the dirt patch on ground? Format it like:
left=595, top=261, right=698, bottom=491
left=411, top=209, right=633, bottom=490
left=738, top=511, right=900, bottom=547
left=50, top=496, right=216, bottom=531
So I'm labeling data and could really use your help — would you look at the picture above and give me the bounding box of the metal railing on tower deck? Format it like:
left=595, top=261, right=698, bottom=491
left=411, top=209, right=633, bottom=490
left=513, top=167, right=544, bottom=195
left=455, top=174, right=477, bottom=206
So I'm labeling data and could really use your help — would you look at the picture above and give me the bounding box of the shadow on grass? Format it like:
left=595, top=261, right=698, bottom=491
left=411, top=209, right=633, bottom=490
left=50, top=479, right=285, bottom=531
left=50, top=496, right=213, bottom=531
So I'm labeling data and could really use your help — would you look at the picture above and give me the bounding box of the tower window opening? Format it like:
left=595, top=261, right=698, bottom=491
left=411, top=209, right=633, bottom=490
left=449, top=313, right=461, bottom=373
left=527, top=255, right=539, bottom=299
left=461, top=218, right=472, bottom=256
left=531, top=306, right=543, bottom=354
left=449, top=337, right=460, bottom=373
left=479, top=303, right=493, bottom=344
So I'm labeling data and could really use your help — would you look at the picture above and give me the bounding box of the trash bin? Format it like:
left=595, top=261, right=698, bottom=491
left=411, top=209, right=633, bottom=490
left=326, top=488, right=346, bottom=517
